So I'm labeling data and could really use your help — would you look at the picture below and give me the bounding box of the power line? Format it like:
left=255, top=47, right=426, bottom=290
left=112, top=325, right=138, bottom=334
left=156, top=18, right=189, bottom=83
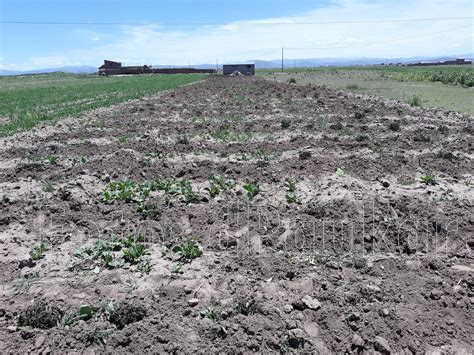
left=285, top=25, right=473, bottom=50
left=0, top=16, right=473, bottom=26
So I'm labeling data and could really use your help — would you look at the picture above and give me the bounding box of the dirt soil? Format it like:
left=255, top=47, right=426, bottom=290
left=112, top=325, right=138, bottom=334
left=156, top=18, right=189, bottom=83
left=0, top=76, right=473, bottom=354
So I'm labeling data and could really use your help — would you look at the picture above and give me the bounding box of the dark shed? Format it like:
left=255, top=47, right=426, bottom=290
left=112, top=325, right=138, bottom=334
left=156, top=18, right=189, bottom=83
left=223, top=64, right=255, bottom=76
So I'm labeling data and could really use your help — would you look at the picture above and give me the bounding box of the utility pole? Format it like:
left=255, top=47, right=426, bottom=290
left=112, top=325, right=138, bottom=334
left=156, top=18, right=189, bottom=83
left=281, top=47, right=284, bottom=72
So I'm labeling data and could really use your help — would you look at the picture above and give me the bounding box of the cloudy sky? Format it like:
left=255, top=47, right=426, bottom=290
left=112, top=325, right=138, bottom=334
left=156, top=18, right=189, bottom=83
left=0, top=0, right=473, bottom=70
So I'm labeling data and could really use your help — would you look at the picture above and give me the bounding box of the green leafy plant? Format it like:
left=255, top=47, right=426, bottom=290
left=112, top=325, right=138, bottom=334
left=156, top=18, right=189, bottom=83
left=30, top=242, right=48, bottom=260
left=172, top=240, right=203, bottom=263
left=420, top=173, right=438, bottom=185
left=243, top=183, right=261, bottom=199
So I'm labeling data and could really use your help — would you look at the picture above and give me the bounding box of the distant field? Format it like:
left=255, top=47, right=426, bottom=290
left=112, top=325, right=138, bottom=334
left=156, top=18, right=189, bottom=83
left=260, top=65, right=474, bottom=115
left=0, top=72, right=207, bottom=136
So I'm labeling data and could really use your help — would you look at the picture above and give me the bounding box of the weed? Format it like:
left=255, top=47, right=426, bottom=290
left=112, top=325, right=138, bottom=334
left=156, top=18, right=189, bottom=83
left=201, top=307, right=218, bottom=321
left=355, top=134, right=368, bottom=142
left=46, top=155, right=59, bottom=165
left=388, top=122, right=400, bottom=131
left=285, top=192, right=300, bottom=204
left=117, top=135, right=130, bottom=143
left=176, top=135, right=190, bottom=145
left=228, top=114, right=242, bottom=122
left=234, top=298, right=259, bottom=316
left=410, top=95, right=422, bottom=107
left=11, top=271, right=40, bottom=294
left=30, top=241, right=48, bottom=260
left=346, top=84, right=359, bottom=90
left=109, top=303, right=146, bottom=329
left=335, top=168, right=345, bottom=176
left=243, top=183, right=261, bottom=199
left=42, top=182, right=54, bottom=193
left=437, top=151, right=455, bottom=161
left=288, top=78, right=297, bottom=84
left=284, top=179, right=297, bottom=193
left=72, top=155, right=88, bottom=166
left=18, top=300, right=63, bottom=329
left=420, top=174, right=438, bottom=185
left=299, top=151, right=311, bottom=160
left=63, top=305, right=94, bottom=326
left=172, top=240, right=203, bottom=263
left=281, top=120, right=291, bottom=129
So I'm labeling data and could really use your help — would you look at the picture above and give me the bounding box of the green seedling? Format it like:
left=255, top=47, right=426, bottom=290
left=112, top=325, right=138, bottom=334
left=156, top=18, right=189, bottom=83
left=420, top=174, right=438, bottom=185
left=30, top=242, right=48, bottom=260
left=172, top=240, right=203, bottom=263
left=243, top=183, right=261, bottom=199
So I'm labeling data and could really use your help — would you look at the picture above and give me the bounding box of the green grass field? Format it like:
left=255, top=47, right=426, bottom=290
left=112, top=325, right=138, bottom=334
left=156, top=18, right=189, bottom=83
left=0, top=72, right=207, bottom=136
left=260, top=65, right=474, bottom=114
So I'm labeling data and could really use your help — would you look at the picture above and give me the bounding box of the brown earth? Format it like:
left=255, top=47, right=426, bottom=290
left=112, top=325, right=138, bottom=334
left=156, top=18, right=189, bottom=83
left=0, top=76, right=473, bottom=353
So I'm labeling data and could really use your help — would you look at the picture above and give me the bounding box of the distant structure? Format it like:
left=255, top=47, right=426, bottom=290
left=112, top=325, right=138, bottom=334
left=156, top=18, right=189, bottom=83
left=406, top=58, right=472, bottom=67
left=223, top=64, right=255, bottom=76
left=98, top=60, right=216, bottom=76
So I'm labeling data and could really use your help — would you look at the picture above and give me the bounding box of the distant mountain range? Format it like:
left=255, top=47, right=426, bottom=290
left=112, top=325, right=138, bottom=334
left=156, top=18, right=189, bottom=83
left=1, top=53, right=472, bottom=76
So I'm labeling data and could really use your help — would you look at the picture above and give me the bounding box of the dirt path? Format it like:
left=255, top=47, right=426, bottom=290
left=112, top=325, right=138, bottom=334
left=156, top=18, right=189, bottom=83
left=0, top=76, right=473, bottom=353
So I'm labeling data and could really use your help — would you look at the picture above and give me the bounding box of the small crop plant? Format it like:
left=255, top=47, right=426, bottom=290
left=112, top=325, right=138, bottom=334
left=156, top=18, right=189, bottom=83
left=172, top=240, right=203, bottom=263
left=30, top=241, right=48, bottom=260
left=284, top=179, right=301, bottom=204
left=72, top=235, right=151, bottom=272
left=243, top=182, right=261, bottom=199
left=208, top=175, right=235, bottom=197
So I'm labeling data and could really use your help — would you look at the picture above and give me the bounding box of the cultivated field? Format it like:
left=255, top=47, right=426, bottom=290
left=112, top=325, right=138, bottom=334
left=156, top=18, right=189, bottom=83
left=0, top=73, right=206, bottom=136
left=0, top=75, right=473, bottom=353
left=261, top=65, right=474, bottom=115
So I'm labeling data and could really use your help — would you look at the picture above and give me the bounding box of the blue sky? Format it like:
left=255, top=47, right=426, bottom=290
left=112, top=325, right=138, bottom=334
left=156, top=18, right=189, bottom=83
left=1, top=0, right=473, bottom=70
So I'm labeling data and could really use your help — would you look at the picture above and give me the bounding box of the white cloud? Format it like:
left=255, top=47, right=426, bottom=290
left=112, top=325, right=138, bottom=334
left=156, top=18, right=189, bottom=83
left=91, top=36, right=101, bottom=41
left=2, top=0, right=473, bottom=70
